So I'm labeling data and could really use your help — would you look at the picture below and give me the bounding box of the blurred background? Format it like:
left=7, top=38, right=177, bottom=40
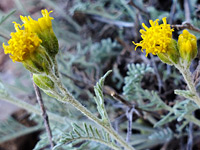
left=0, top=0, right=200, bottom=150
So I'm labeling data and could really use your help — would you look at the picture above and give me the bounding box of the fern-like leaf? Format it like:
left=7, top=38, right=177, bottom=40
left=94, top=70, right=112, bottom=125
left=0, top=117, right=41, bottom=143
left=123, top=63, right=153, bottom=101
left=54, top=122, right=120, bottom=150
left=0, top=10, right=16, bottom=25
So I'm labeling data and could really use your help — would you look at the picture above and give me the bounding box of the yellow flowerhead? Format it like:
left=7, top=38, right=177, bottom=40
left=133, top=17, right=174, bottom=56
left=178, top=29, right=197, bottom=63
left=20, top=9, right=54, bottom=34
left=20, top=9, right=58, bottom=58
left=3, top=22, right=42, bottom=62
left=2, top=12, right=53, bottom=74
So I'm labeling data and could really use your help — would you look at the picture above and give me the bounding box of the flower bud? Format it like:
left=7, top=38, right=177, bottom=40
left=178, top=30, right=197, bottom=63
left=33, top=74, right=54, bottom=90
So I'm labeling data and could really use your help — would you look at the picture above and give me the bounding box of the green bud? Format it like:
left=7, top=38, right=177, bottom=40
left=33, top=74, right=54, bottom=90
left=178, top=30, right=197, bottom=63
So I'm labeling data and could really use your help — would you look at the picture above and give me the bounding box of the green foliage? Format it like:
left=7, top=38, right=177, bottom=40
left=0, top=80, right=8, bottom=97
left=34, top=125, right=73, bottom=150
left=0, top=117, right=42, bottom=143
left=54, top=123, right=117, bottom=150
left=58, top=38, right=121, bottom=100
left=0, top=10, right=16, bottom=26
left=147, top=6, right=169, bottom=21
left=94, top=70, right=111, bottom=124
left=174, top=90, right=195, bottom=99
left=70, top=0, right=136, bottom=21
left=134, top=128, right=174, bottom=150
left=123, top=63, right=154, bottom=101
left=155, top=100, right=198, bottom=127
left=1, top=0, right=200, bottom=150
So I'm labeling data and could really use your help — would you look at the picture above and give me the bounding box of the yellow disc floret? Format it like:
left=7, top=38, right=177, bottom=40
left=3, top=22, right=42, bottom=62
left=20, top=9, right=58, bottom=58
left=133, top=17, right=174, bottom=56
left=20, top=9, right=53, bottom=34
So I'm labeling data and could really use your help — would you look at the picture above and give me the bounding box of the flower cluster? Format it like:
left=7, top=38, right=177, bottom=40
left=133, top=18, right=197, bottom=65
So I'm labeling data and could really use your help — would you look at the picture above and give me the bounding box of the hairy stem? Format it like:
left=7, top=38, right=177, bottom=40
left=175, top=64, right=200, bottom=107
left=49, top=73, right=135, bottom=150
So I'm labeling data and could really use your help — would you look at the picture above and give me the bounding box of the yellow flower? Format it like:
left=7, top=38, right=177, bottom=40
left=20, top=9, right=54, bottom=34
left=2, top=11, right=53, bottom=74
left=178, top=29, right=197, bottom=63
left=3, top=22, right=42, bottom=62
left=20, top=9, right=58, bottom=58
left=133, top=17, right=174, bottom=56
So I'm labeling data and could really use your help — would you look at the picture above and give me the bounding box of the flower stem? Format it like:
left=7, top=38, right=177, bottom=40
left=175, top=64, right=200, bottom=107
left=49, top=73, right=135, bottom=150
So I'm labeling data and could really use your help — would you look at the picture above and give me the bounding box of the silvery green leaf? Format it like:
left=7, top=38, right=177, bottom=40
left=174, top=89, right=195, bottom=99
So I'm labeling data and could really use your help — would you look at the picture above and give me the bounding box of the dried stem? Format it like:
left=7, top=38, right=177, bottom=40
left=31, top=74, right=54, bottom=149
left=172, top=23, right=200, bottom=33
left=184, top=0, right=191, bottom=23
left=126, top=108, right=135, bottom=143
left=150, top=54, right=163, bottom=92
left=128, top=0, right=149, bottom=16
left=111, top=92, right=132, bottom=107
left=169, top=0, right=177, bottom=24
left=187, top=122, right=194, bottom=150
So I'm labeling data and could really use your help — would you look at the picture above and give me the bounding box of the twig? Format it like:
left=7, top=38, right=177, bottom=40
left=187, top=122, right=194, bottom=150
left=169, top=0, right=177, bottom=24
left=172, top=23, right=200, bottom=33
left=91, top=15, right=134, bottom=28
left=128, top=0, right=149, bottom=17
left=184, top=0, right=191, bottom=23
left=126, top=108, right=135, bottom=143
left=110, top=92, right=132, bottom=107
left=160, top=141, right=170, bottom=150
left=0, top=32, right=10, bottom=40
left=113, top=114, right=126, bottom=133
left=150, top=54, right=163, bottom=92
left=31, top=74, right=54, bottom=149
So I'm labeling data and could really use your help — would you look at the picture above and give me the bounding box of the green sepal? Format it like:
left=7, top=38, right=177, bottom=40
left=22, top=46, right=52, bottom=74
left=38, top=29, right=59, bottom=59
left=166, top=39, right=180, bottom=64
left=157, top=52, right=173, bottom=65
left=33, top=74, right=54, bottom=91
left=157, top=39, right=180, bottom=65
